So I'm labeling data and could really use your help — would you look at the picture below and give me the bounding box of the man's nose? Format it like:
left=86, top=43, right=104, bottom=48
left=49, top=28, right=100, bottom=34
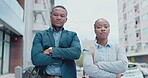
left=57, top=16, right=62, bottom=19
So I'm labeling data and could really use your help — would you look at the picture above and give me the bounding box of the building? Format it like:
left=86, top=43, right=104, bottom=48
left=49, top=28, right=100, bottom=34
left=24, top=0, right=54, bottom=68
left=0, top=0, right=54, bottom=76
left=117, top=0, right=148, bottom=63
left=0, top=0, right=24, bottom=75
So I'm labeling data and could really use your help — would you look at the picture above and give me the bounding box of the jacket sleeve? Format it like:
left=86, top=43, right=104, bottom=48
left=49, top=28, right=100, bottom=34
left=98, top=44, right=128, bottom=74
left=83, top=51, right=116, bottom=78
left=52, top=32, right=81, bottom=60
left=31, top=32, right=62, bottom=66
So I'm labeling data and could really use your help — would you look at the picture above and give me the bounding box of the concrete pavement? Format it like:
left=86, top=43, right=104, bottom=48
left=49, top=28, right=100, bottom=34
left=0, top=73, right=15, bottom=78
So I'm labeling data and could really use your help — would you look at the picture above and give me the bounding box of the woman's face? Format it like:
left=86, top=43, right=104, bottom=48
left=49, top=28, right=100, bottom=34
left=94, top=19, right=110, bottom=40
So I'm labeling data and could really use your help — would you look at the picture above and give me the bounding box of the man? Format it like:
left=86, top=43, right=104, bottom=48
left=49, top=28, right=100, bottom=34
left=31, top=5, right=81, bottom=78
left=83, top=18, right=128, bottom=78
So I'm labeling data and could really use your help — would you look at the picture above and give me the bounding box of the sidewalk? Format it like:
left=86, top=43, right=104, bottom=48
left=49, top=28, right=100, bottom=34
left=0, top=73, right=15, bottom=78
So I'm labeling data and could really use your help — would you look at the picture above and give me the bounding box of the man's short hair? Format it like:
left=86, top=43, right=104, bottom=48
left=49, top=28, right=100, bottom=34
left=50, top=5, right=67, bottom=16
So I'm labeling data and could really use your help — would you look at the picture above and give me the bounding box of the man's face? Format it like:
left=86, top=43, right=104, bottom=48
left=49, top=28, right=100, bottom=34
left=50, top=7, right=67, bottom=27
left=94, top=20, right=110, bottom=40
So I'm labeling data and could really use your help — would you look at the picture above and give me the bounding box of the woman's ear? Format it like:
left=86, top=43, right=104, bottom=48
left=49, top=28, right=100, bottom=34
left=94, top=29, right=96, bottom=33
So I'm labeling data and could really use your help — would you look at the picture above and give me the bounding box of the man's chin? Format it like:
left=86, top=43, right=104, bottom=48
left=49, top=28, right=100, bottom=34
left=52, top=25, right=63, bottom=29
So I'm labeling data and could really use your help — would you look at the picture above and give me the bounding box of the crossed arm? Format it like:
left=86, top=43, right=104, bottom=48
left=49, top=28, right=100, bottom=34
left=31, top=32, right=81, bottom=66
left=83, top=47, right=128, bottom=78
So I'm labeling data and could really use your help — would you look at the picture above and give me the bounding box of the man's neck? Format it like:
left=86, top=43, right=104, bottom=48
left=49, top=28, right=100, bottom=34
left=55, top=28, right=61, bottom=32
left=52, top=25, right=63, bottom=32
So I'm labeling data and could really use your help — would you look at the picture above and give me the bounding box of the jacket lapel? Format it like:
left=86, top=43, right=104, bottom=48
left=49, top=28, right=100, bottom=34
left=59, top=30, right=67, bottom=47
left=47, top=28, right=55, bottom=46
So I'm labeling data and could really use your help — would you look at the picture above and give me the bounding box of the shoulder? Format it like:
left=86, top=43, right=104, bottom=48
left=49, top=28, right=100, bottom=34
left=64, top=30, right=77, bottom=35
left=64, top=30, right=76, bottom=33
left=35, top=29, right=48, bottom=35
left=108, top=41, right=122, bottom=49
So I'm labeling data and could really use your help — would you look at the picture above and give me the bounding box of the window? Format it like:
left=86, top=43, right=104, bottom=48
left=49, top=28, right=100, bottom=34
left=2, top=34, right=10, bottom=74
left=127, top=0, right=132, bottom=6
left=0, top=31, right=3, bottom=74
left=133, top=0, right=139, bottom=4
left=125, top=46, right=129, bottom=52
left=135, top=16, right=140, bottom=28
left=130, top=46, right=134, bottom=51
left=35, top=0, right=43, bottom=3
left=123, top=13, right=127, bottom=21
left=127, top=10, right=133, bottom=17
left=134, top=4, right=140, bottom=15
left=141, top=0, right=148, bottom=8
left=119, top=38, right=123, bottom=43
left=136, top=43, right=142, bottom=52
left=125, top=35, right=128, bottom=44
left=123, top=3, right=126, bottom=12
left=136, top=29, right=141, bottom=41
left=124, top=24, right=127, bottom=33
left=125, top=35, right=128, bottom=41
left=144, top=42, right=148, bottom=49
left=119, top=18, right=123, bottom=23
left=142, top=13, right=148, bottom=21
left=129, top=33, right=134, bottom=40
left=129, top=21, right=135, bottom=29
left=0, top=29, right=10, bottom=74
left=143, top=27, right=148, bottom=35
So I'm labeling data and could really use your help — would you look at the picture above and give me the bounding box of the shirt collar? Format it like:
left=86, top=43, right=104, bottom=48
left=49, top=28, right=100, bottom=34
left=95, top=42, right=111, bottom=48
left=50, top=27, right=64, bottom=32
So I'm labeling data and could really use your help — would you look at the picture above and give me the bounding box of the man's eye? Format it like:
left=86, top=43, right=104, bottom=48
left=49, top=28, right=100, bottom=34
left=53, top=14, right=58, bottom=16
left=61, top=15, right=66, bottom=17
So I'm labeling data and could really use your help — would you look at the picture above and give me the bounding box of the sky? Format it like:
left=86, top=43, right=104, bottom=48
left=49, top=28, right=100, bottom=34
left=55, top=0, right=119, bottom=42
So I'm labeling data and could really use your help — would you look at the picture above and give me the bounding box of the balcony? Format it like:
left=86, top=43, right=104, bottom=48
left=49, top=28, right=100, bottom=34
left=32, top=0, right=51, bottom=31
left=125, top=41, right=128, bottom=44
left=135, top=24, right=140, bottom=28
left=136, top=36, right=141, bottom=41
left=124, top=30, right=128, bottom=33
left=34, top=4, right=47, bottom=12
left=134, top=11, right=140, bottom=16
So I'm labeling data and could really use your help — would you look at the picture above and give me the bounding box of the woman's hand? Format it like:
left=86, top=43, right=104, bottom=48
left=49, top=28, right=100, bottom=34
left=116, top=74, right=124, bottom=78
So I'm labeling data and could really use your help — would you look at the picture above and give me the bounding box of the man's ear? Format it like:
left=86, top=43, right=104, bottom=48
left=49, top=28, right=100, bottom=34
left=65, top=17, right=68, bottom=23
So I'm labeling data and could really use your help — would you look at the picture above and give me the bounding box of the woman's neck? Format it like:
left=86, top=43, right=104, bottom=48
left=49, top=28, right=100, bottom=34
left=97, top=39, right=108, bottom=47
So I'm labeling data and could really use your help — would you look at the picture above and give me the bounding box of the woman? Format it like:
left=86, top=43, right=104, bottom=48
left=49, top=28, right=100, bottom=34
left=83, top=18, right=128, bottom=78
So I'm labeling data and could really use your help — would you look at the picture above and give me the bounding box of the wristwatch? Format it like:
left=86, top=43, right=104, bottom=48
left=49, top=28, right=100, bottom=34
left=48, top=47, right=52, bottom=54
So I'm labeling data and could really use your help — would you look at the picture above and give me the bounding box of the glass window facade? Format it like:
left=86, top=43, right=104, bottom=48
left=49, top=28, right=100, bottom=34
left=0, top=29, right=10, bottom=75
left=0, top=31, right=3, bottom=74
left=142, top=13, right=148, bottom=21
left=143, top=27, right=148, bottom=35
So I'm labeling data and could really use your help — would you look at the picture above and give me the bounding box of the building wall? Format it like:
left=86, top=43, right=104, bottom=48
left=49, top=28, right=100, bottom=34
left=0, top=0, right=24, bottom=75
left=117, top=0, right=148, bottom=63
left=17, top=0, right=25, bottom=8
left=10, top=35, right=23, bottom=73
left=23, top=0, right=54, bottom=67
left=0, top=28, right=11, bottom=74
left=0, top=0, right=25, bottom=35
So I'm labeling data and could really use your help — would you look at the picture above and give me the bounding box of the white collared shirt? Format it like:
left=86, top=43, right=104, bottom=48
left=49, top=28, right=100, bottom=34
left=83, top=41, right=128, bottom=78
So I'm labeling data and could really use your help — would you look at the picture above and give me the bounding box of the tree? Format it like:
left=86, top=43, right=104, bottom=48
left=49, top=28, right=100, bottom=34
left=76, top=52, right=84, bottom=67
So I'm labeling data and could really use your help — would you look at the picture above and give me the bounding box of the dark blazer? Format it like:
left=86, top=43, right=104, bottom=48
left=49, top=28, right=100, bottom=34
left=31, top=28, right=81, bottom=78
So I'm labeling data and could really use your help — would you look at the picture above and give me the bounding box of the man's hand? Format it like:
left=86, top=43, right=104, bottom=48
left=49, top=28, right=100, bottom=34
left=43, top=47, right=52, bottom=55
left=116, top=74, right=124, bottom=78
